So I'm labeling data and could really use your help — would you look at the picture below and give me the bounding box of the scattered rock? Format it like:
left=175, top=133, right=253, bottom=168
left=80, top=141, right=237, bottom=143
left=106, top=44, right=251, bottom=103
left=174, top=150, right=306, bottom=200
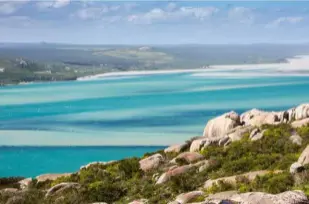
left=250, top=130, right=266, bottom=141
left=156, top=165, right=192, bottom=184
left=0, top=188, right=18, bottom=193
left=218, top=136, right=231, bottom=146
left=36, top=173, right=72, bottom=183
left=175, top=191, right=204, bottom=204
left=18, top=178, right=32, bottom=189
left=139, top=153, right=164, bottom=172
left=204, top=170, right=282, bottom=189
left=292, top=118, right=309, bottom=128
left=129, top=199, right=148, bottom=204
left=230, top=190, right=309, bottom=204
left=165, top=143, right=188, bottom=153
left=45, top=182, right=80, bottom=197
left=207, top=191, right=238, bottom=200
left=198, top=160, right=212, bottom=172
left=290, top=134, right=303, bottom=146
left=190, top=138, right=209, bottom=152
left=171, top=152, right=204, bottom=164
left=227, top=125, right=253, bottom=142
left=297, top=145, right=309, bottom=166
left=203, top=111, right=240, bottom=139
left=290, top=162, right=304, bottom=174
left=80, top=162, right=107, bottom=170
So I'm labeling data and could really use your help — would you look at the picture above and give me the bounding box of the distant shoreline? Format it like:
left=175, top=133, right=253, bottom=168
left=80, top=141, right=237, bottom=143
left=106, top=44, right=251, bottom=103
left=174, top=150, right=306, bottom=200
left=77, top=55, right=309, bottom=81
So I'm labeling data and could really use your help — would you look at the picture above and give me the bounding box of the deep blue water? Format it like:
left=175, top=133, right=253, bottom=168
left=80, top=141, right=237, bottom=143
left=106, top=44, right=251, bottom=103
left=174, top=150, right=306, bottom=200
left=1, top=70, right=309, bottom=176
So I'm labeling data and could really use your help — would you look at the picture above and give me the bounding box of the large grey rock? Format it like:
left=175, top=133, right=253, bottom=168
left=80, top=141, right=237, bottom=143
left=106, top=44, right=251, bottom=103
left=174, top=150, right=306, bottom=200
left=230, top=190, right=309, bottom=204
left=292, top=118, right=309, bottom=128
left=297, top=145, right=309, bottom=166
left=250, top=130, right=266, bottom=141
left=36, top=173, right=72, bottom=183
left=203, top=111, right=240, bottom=139
left=156, top=165, right=192, bottom=184
left=171, top=152, right=204, bottom=164
left=139, top=153, right=164, bottom=172
left=290, top=134, right=303, bottom=146
left=240, top=109, right=281, bottom=127
left=45, top=182, right=80, bottom=197
left=175, top=191, right=204, bottom=204
left=165, top=143, right=188, bottom=153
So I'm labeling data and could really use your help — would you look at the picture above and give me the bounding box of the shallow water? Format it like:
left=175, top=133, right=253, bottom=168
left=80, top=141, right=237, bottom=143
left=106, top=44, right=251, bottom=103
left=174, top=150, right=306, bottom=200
left=1, top=69, right=309, bottom=176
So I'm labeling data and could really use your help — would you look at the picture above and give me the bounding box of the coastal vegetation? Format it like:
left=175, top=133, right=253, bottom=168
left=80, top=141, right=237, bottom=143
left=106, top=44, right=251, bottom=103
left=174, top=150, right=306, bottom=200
left=1, top=121, right=309, bottom=203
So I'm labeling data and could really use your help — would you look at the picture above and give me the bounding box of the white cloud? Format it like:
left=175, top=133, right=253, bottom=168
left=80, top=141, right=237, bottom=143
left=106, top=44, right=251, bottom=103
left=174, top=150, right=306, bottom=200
left=73, top=8, right=106, bottom=20
left=228, top=7, right=254, bottom=24
left=128, top=6, right=219, bottom=24
left=71, top=5, right=120, bottom=21
left=267, top=16, right=304, bottom=27
left=36, top=0, right=70, bottom=9
left=0, top=1, right=28, bottom=15
left=166, top=2, right=177, bottom=11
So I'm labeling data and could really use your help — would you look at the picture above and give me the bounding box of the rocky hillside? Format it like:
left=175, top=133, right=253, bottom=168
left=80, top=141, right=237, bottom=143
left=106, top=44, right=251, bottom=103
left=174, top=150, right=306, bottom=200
left=1, top=104, right=309, bottom=204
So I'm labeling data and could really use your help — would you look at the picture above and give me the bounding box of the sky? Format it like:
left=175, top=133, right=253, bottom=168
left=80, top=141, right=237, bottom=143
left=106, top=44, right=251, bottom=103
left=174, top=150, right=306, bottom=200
left=0, top=0, right=309, bottom=44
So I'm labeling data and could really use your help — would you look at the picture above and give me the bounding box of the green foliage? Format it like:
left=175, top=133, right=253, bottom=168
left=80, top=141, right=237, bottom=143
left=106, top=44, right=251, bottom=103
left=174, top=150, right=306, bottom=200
left=3, top=123, right=309, bottom=203
left=201, top=124, right=302, bottom=179
left=175, top=157, right=189, bottom=166
left=206, top=180, right=234, bottom=194
left=84, top=181, right=126, bottom=203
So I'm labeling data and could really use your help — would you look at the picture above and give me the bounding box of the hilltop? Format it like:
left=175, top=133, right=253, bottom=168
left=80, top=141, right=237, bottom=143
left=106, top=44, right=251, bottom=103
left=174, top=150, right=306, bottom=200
left=1, top=104, right=309, bottom=203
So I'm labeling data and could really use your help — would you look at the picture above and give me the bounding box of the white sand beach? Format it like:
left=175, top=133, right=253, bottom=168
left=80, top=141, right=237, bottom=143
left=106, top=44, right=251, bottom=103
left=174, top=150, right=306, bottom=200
left=77, top=55, right=309, bottom=81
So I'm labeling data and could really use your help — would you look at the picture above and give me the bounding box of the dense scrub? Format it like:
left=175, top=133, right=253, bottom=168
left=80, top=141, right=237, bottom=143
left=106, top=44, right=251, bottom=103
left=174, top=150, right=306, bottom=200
left=1, top=124, right=309, bottom=204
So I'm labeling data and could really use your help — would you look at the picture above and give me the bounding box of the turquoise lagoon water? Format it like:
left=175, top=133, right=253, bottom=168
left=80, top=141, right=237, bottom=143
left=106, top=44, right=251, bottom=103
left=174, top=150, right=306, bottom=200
left=1, top=69, right=309, bottom=176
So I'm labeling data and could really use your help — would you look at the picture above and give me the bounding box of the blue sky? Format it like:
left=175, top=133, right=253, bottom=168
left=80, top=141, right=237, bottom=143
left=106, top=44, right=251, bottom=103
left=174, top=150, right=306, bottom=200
left=0, top=1, right=309, bottom=44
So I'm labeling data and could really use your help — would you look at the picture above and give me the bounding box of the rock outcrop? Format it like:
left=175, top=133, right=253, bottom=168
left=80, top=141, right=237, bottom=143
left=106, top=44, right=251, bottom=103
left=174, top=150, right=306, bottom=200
left=18, top=178, right=32, bottom=189
left=240, top=109, right=281, bottom=127
left=226, top=125, right=253, bottom=142
left=174, top=191, right=204, bottom=204
left=45, top=182, right=80, bottom=197
left=165, top=143, right=188, bottom=154
left=128, top=199, right=148, bottom=204
left=294, top=104, right=309, bottom=120
left=171, top=152, right=203, bottom=164
left=290, top=134, right=303, bottom=146
left=156, top=165, right=192, bottom=184
left=229, top=190, right=308, bottom=204
left=36, top=173, right=72, bottom=183
left=203, top=111, right=240, bottom=139
left=139, top=153, right=164, bottom=172
left=190, top=138, right=209, bottom=152
left=297, top=145, right=309, bottom=166
left=292, top=118, right=309, bottom=128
